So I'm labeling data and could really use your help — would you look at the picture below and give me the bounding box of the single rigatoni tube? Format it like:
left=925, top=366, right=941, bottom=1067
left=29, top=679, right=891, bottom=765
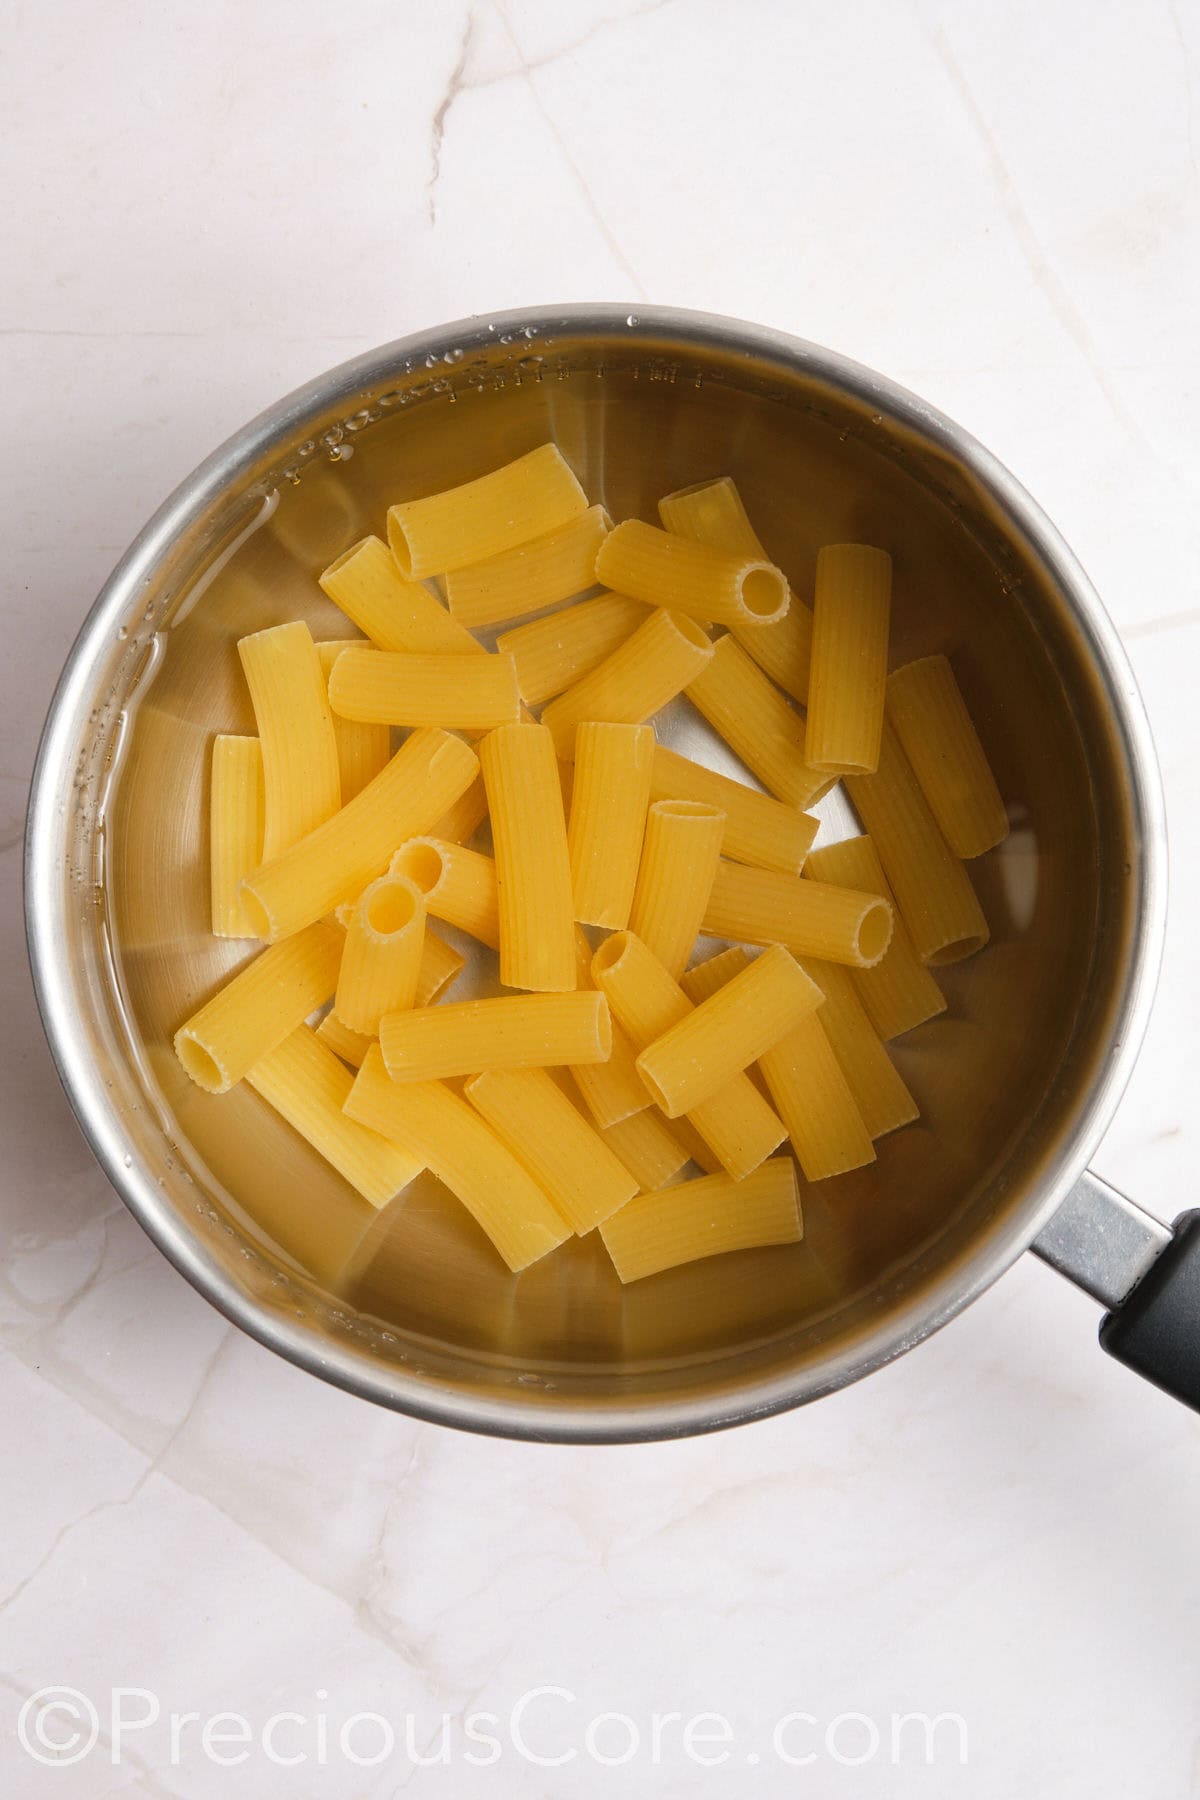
left=600, top=1158, right=802, bottom=1283
left=444, top=505, right=611, bottom=628
left=345, top=1048, right=572, bottom=1272
left=380, top=991, right=610, bottom=1084
left=411, top=928, right=466, bottom=1005
left=464, top=1069, right=637, bottom=1234
left=429, top=774, right=488, bottom=846
left=591, top=931, right=785, bottom=1180
left=658, top=476, right=814, bottom=702
left=799, top=957, right=918, bottom=1139
left=210, top=735, right=264, bottom=938
left=315, top=1011, right=374, bottom=1069
left=328, top=648, right=520, bottom=731
left=315, top=642, right=391, bottom=801
left=480, top=722, right=575, bottom=990
left=648, top=745, right=817, bottom=875
left=635, top=943, right=822, bottom=1116
left=386, top=444, right=587, bottom=579
left=595, top=518, right=789, bottom=628
left=246, top=1026, right=422, bottom=1205
left=568, top=928, right=651, bottom=1129
left=238, top=621, right=341, bottom=859
left=844, top=721, right=990, bottom=965
left=805, top=835, right=945, bottom=1038
left=497, top=593, right=646, bottom=706
left=318, top=535, right=481, bottom=654
left=541, top=609, right=714, bottom=759
left=599, top=1105, right=691, bottom=1191
left=886, top=655, right=1008, bottom=858
left=174, top=920, right=343, bottom=1093
left=685, top=634, right=831, bottom=809
left=567, top=722, right=654, bottom=929
left=334, top=873, right=426, bottom=1035
left=390, top=837, right=499, bottom=948
left=702, top=860, right=894, bottom=968
left=628, top=800, right=725, bottom=980
left=805, top=544, right=892, bottom=774
left=240, top=729, right=479, bottom=943
left=683, top=948, right=874, bottom=1180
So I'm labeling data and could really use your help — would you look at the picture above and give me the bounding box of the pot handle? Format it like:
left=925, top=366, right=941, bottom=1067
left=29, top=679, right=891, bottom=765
left=1032, top=1171, right=1200, bottom=1411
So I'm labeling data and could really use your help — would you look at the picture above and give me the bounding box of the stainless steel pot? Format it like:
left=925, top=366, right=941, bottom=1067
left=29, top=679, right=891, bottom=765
left=26, top=305, right=1196, bottom=1442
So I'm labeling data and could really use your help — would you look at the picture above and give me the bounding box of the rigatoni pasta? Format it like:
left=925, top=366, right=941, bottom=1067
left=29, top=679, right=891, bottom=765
left=886, top=655, right=1008, bottom=858
left=210, top=735, right=264, bottom=938
left=315, top=642, right=391, bottom=802
left=702, top=860, right=894, bottom=968
left=541, top=607, right=714, bottom=758
left=497, top=593, right=646, bottom=707
left=648, top=745, right=818, bottom=875
left=599, top=1105, right=691, bottom=1191
left=805, top=835, right=945, bottom=1038
left=390, top=837, right=500, bottom=949
left=596, top=518, right=789, bottom=628
left=567, top=927, right=652, bottom=1129
left=567, top=722, right=655, bottom=929
left=445, top=505, right=611, bottom=628
left=799, top=957, right=918, bottom=1139
left=345, top=1047, right=572, bottom=1272
left=465, top=1068, right=637, bottom=1234
left=805, top=544, right=891, bottom=774
left=600, top=1158, right=802, bottom=1283
left=174, top=919, right=343, bottom=1093
left=685, top=634, right=831, bottom=809
left=334, top=872, right=425, bottom=1034
left=238, top=621, right=341, bottom=859
left=628, top=799, right=725, bottom=980
left=379, top=990, right=611, bottom=1084
left=658, top=475, right=814, bottom=703
left=318, top=535, right=481, bottom=654
left=386, top=443, right=587, bottom=578
left=480, top=722, right=576, bottom=990
left=328, top=647, right=520, bottom=731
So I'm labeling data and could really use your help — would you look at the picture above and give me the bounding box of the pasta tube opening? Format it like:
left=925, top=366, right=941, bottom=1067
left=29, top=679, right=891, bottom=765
left=363, top=878, right=419, bottom=937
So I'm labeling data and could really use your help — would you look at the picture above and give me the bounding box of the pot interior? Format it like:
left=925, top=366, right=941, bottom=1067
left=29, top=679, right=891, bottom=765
left=46, top=317, right=1148, bottom=1435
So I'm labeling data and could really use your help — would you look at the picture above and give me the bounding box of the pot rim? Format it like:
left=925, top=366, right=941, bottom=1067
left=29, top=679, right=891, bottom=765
left=24, top=303, right=1168, bottom=1442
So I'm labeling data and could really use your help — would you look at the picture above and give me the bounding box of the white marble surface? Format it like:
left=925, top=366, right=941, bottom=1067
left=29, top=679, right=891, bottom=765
left=4, top=1, right=1200, bottom=1792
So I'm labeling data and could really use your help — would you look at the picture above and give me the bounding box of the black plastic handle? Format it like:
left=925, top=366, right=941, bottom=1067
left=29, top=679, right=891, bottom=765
left=1099, top=1210, right=1200, bottom=1411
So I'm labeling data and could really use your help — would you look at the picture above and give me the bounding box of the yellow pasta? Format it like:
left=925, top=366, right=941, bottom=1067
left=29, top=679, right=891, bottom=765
left=886, top=655, right=1008, bottom=858
left=315, top=1011, right=374, bottom=1069
left=628, top=799, right=725, bottom=980
left=685, top=634, right=832, bottom=809
left=318, top=534, right=481, bottom=654
left=648, top=745, right=817, bottom=875
left=702, top=860, right=894, bottom=968
left=390, top=836, right=499, bottom=948
left=444, top=504, right=612, bottom=628
left=804, top=544, right=891, bottom=774
left=237, top=621, right=341, bottom=859
left=386, top=443, right=587, bottom=579
left=210, top=735, right=264, bottom=938
left=328, top=647, right=520, bottom=731
left=174, top=919, right=342, bottom=1093
left=844, top=721, right=990, bottom=965
left=315, top=641, right=391, bottom=802
left=464, top=1068, right=637, bottom=1234
left=479, top=722, right=576, bottom=990
left=334, top=872, right=426, bottom=1034
left=429, top=774, right=488, bottom=846
left=600, top=1157, right=802, bottom=1283
left=799, top=957, right=918, bottom=1139
left=658, top=475, right=814, bottom=703
left=805, top=835, right=945, bottom=1038
left=240, top=729, right=479, bottom=943
left=568, top=927, right=652, bottom=1129
left=591, top=931, right=785, bottom=1180
left=595, top=518, right=789, bottom=628
left=345, top=1047, right=572, bottom=1272
left=316, top=925, right=465, bottom=1069
left=598, top=1105, right=691, bottom=1191
left=683, top=948, right=873, bottom=1180
left=246, top=1026, right=422, bottom=1205
left=567, top=722, right=654, bottom=929
left=635, top=943, right=822, bottom=1116
left=541, top=607, right=714, bottom=759
left=496, top=592, right=647, bottom=706
left=379, top=990, right=611, bottom=1084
